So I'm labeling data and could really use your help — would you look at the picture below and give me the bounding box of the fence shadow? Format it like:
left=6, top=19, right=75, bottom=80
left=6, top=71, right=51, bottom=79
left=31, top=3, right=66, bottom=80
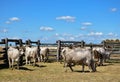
left=74, top=70, right=91, bottom=73
left=19, top=67, right=34, bottom=71
left=0, top=64, right=8, bottom=69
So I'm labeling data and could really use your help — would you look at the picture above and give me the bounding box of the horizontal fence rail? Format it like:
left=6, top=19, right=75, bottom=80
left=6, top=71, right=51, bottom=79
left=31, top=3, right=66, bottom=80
left=0, top=38, right=120, bottom=66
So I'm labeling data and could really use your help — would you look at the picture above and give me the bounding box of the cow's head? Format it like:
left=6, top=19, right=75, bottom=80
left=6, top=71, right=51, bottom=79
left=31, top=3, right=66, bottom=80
left=19, top=48, right=24, bottom=55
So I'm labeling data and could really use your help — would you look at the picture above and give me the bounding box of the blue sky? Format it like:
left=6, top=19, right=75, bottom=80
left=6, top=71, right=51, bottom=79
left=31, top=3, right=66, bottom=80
left=0, top=0, right=120, bottom=43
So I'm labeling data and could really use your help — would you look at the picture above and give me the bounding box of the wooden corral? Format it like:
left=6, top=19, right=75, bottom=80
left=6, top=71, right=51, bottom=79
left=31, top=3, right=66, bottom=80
left=1, top=38, right=120, bottom=68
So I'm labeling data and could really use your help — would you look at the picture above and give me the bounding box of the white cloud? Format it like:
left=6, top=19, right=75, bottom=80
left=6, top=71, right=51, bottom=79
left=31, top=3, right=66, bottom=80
left=40, top=26, right=54, bottom=31
left=81, top=22, right=92, bottom=26
left=111, top=8, right=117, bottom=12
left=9, top=17, right=20, bottom=21
left=62, top=33, right=73, bottom=37
left=108, top=32, right=114, bottom=36
left=80, top=27, right=87, bottom=30
left=5, top=21, right=11, bottom=24
left=3, top=29, right=8, bottom=33
left=5, top=17, right=20, bottom=24
left=57, top=37, right=65, bottom=41
left=11, top=37, right=20, bottom=39
left=0, top=29, right=8, bottom=33
left=69, top=37, right=75, bottom=40
left=107, top=32, right=117, bottom=36
left=55, top=33, right=59, bottom=36
left=56, top=16, right=75, bottom=22
left=75, top=34, right=84, bottom=38
left=88, top=32, right=103, bottom=36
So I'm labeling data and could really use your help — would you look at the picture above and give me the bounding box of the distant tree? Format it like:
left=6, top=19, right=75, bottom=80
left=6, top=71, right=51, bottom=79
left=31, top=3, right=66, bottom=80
left=115, top=39, right=119, bottom=42
left=105, top=39, right=110, bottom=42
left=110, top=39, right=114, bottom=42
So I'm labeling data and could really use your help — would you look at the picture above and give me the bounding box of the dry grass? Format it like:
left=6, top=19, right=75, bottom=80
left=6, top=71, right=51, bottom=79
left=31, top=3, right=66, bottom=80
left=0, top=46, right=120, bottom=82
left=0, top=59, right=120, bottom=82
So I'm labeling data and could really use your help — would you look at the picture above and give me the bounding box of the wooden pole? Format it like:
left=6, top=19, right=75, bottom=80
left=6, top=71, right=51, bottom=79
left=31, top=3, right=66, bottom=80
left=103, top=41, right=106, bottom=50
left=18, top=39, right=23, bottom=66
left=26, top=39, right=31, bottom=47
left=57, top=40, right=61, bottom=62
left=90, top=43, right=93, bottom=54
left=19, top=39, right=23, bottom=47
left=37, top=40, right=40, bottom=62
left=4, top=38, right=9, bottom=67
left=81, top=40, right=85, bottom=48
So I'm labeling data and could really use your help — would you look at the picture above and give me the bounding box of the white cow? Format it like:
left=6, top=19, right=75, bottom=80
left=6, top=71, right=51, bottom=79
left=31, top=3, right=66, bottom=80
left=93, top=47, right=112, bottom=66
left=25, top=46, right=38, bottom=66
left=40, top=47, right=49, bottom=62
left=7, top=47, right=24, bottom=69
left=61, top=47, right=97, bottom=72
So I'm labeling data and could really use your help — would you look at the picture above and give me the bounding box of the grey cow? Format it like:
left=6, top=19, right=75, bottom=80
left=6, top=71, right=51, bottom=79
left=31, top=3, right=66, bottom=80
left=7, top=47, right=24, bottom=70
left=61, top=47, right=97, bottom=72
left=92, top=47, right=112, bottom=66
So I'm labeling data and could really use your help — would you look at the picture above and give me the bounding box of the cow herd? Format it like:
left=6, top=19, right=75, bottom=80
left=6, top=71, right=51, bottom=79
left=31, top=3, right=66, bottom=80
left=7, top=46, right=49, bottom=70
left=7, top=45, right=112, bottom=73
left=61, top=47, right=111, bottom=72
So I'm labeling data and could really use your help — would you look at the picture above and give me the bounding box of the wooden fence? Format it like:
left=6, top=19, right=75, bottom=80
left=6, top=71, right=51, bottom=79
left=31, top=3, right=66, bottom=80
left=0, top=38, right=120, bottom=66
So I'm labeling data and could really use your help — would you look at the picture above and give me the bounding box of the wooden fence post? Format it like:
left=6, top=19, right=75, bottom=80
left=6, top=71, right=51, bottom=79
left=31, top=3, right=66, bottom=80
left=37, top=40, right=40, bottom=62
left=81, top=40, right=85, bottom=48
left=26, top=39, right=31, bottom=46
left=19, top=39, right=24, bottom=66
left=4, top=38, right=9, bottom=67
left=57, top=40, right=61, bottom=62
left=90, top=43, right=93, bottom=54
left=103, top=41, right=106, bottom=49
left=19, top=39, right=23, bottom=47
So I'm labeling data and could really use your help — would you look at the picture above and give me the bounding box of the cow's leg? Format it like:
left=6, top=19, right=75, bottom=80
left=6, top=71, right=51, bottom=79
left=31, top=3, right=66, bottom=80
left=63, top=60, right=66, bottom=67
left=17, top=59, right=20, bottom=70
left=33, top=58, right=36, bottom=66
left=28, top=58, right=31, bottom=65
left=25, top=56, right=28, bottom=65
left=82, top=63, right=85, bottom=72
left=37, top=56, right=40, bottom=62
left=37, top=52, right=40, bottom=62
left=8, top=58, right=11, bottom=68
left=68, top=63, right=73, bottom=72
left=90, top=60, right=96, bottom=72
left=99, top=58, right=103, bottom=66
left=87, top=60, right=93, bottom=72
left=11, top=59, right=14, bottom=70
left=43, top=56, right=45, bottom=62
left=99, top=54, right=103, bottom=66
left=64, top=62, right=68, bottom=72
left=103, top=55, right=107, bottom=63
left=41, top=55, right=43, bottom=62
left=45, top=55, right=48, bottom=62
